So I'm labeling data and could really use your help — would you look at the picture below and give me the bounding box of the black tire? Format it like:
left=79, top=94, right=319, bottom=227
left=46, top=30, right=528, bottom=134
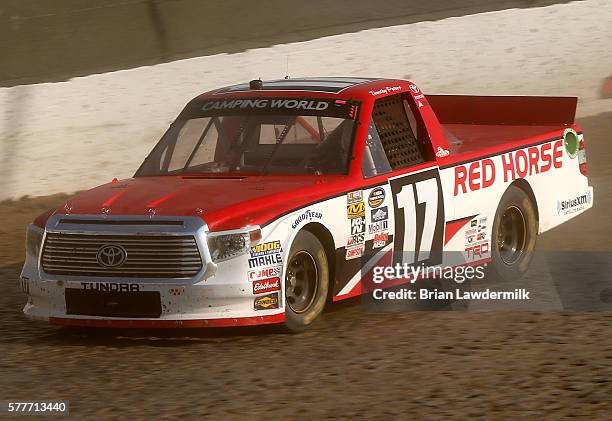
left=487, top=185, right=537, bottom=282
left=283, top=230, right=329, bottom=332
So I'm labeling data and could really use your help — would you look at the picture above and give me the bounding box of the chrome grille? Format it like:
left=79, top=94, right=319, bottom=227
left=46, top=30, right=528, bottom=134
left=41, top=233, right=202, bottom=278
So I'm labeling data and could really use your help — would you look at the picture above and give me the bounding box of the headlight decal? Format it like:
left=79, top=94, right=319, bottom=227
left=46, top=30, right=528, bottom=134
left=207, top=226, right=261, bottom=263
left=25, top=224, right=44, bottom=259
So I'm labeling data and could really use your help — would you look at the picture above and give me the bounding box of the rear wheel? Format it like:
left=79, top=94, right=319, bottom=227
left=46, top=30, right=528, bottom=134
left=487, top=186, right=537, bottom=282
left=284, top=231, right=329, bottom=332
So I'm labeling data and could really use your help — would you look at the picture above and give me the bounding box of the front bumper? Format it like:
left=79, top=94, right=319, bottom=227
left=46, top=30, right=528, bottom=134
left=21, top=215, right=285, bottom=328
left=21, top=276, right=285, bottom=328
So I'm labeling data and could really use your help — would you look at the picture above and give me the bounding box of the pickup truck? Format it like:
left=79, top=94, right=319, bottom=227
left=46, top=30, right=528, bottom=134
left=20, top=77, right=593, bottom=331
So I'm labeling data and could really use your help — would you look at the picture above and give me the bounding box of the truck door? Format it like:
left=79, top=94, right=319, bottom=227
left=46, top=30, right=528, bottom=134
left=363, top=93, right=445, bottom=267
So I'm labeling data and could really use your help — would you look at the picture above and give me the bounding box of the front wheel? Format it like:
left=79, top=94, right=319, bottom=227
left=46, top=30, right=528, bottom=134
left=283, top=231, right=329, bottom=332
left=487, top=185, right=537, bottom=282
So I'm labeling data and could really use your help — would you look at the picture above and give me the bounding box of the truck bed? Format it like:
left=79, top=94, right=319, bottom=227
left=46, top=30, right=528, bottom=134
left=443, top=124, right=566, bottom=155
left=426, top=94, right=577, bottom=157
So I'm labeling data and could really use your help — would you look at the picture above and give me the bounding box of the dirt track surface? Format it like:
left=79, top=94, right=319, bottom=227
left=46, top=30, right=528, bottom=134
left=0, top=112, right=611, bottom=419
left=1, top=271, right=611, bottom=420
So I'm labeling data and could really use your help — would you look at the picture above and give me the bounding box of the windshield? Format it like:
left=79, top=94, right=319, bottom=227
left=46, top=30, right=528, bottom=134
left=136, top=97, right=359, bottom=176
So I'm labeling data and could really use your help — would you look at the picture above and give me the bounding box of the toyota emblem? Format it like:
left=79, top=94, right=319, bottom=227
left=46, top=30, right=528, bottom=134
left=96, top=245, right=128, bottom=268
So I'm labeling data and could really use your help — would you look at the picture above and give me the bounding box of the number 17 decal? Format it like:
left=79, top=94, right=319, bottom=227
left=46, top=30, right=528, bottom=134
left=390, top=168, right=445, bottom=266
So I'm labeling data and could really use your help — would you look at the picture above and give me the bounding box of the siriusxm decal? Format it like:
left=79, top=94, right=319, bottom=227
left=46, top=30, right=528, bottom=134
left=557, top=190, right=592, bottom=215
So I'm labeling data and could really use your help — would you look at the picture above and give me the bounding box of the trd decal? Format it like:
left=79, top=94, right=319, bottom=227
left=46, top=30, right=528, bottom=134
left=389, top=168, right=444, bottom=266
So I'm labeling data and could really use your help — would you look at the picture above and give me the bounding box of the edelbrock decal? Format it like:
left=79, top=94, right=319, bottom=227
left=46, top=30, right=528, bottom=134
left=253, top=277, right=281, bottom=295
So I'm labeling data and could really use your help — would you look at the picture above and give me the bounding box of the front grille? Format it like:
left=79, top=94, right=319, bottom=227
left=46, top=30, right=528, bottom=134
left=42, top=233, right=202, bottom=278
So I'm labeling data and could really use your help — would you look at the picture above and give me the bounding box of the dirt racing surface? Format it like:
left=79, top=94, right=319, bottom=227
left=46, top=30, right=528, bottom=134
left=0, top=113, right=611, bottom=419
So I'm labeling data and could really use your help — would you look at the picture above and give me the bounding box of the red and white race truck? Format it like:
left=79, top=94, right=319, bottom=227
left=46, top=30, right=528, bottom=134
left=21, top=77, right=593, bottom=331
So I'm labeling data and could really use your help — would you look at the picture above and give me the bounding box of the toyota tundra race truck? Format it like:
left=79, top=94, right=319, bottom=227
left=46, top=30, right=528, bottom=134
left=20, top=77, right=593, bottom=331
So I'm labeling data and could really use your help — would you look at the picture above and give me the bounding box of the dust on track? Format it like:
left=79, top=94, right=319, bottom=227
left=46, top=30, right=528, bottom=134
left=0, top=113, right=611, bottom=419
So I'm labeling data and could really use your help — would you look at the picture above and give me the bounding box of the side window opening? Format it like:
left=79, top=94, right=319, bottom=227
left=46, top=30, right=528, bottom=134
left=362, top=121, right=392, bottom=178
left=402, top=97, right=435, bottom=161
left=371, top=94, right=428, bottom=170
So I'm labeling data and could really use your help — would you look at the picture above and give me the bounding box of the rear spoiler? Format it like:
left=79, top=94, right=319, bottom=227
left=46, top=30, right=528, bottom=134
left=426, top=95, right=577, bottom=126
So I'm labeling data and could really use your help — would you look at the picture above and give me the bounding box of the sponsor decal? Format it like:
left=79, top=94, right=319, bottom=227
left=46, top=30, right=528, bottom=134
left=249, top=241, right=283, bottom=269
left=465, top=218, right=488, bottom=247
left=345, top=244, right=365, bottom=260
left=409, top=84, right=420, bottom=94
left=557, top=191, right=592, bottom=215
left=371, top=206, right=388, bottom=222
left=465, top=243, right=490, bottom=260
left=454, top=140, right=563, bottom=196
left=291, top=209, right=323, bottom=229
left=250, top=241, right=282, bottom=257
left=563, top=128, right=579, bottom=159
left=347, top=233, right=365, bottom=247
left=368, top=188, right=386, bottom=208
left=347, top=190, right=363, bottom=204
left=248, top=266, right=281, bottom=280
left=373, top=232, right=389, bottom=248
left=465, top=216, right=489, bottom=257
left=253, top=277, right=281, bottom=294
left=248, top=254, right=283, bottom=269
left=351, top=216, right=366, bottom=235
left=347, top=202, right=365, bottom=218
left=368, top=220, right=389, bottom=234
left=435, top=146, right=450, bottom=158
left=368, top=86, right=402, bottom=96
left=254, top=292, right=280, bottom=310
left=473, top=216, right=487, bottom=233
left=202, top=98, right=330, bottom=112
left=81, top=282, right=140, bottom=292
left=413, top=93, right=428, bottom=108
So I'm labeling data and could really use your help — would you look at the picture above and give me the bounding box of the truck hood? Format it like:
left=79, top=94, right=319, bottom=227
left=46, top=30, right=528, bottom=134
left=50, top=175, right=352, bottom=231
